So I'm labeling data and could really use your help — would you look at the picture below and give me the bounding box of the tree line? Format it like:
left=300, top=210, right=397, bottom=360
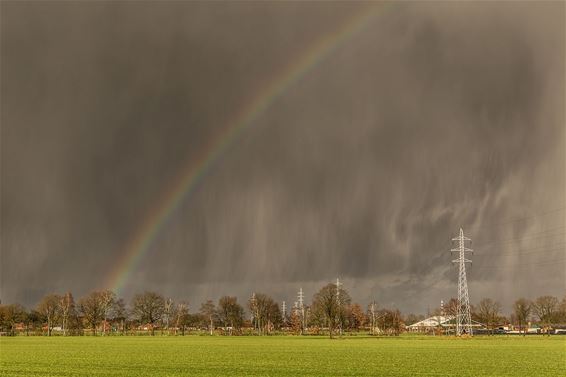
left=0, top=283, right=564, bottom=337
left=407, top=295, right=566, bottom=335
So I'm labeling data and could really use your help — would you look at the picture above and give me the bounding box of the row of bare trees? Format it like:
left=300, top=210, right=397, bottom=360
left=412, top=295, right=566, bottom=335
left=0, top=290, right=249, bottom=337
left=0, top=283, right=382, bottom=337
left=1, top=287, right=564, bottom=337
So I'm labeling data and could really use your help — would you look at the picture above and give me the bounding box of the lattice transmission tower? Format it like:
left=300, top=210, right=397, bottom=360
left=250, top=292, right=258, bottom=333
left=297, top=288, right=305, bottom=333
left=451, top=228, right=473, bottom=336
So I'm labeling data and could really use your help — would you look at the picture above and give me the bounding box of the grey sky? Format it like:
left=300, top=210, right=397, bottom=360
left=1, top=2, right=564, bottom=314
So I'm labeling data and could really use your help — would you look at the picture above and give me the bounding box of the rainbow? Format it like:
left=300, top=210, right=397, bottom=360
left=106, top=3, right=388, bottom=295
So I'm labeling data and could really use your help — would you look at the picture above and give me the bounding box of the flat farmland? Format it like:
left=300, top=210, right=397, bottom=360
left=1, top=336, right=565, bottom=377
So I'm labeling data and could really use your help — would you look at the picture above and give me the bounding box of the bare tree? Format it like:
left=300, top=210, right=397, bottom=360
left=311, top=283, right=351, bottom=338
left=513, top=298, right=531, bottom=336
left=79, top=291, right=105, bottom=335
left=560, top=295, right=566, bottom=324
left=532, top=295, right=559, bottom=326
left=217, top=296, right=243, bottom=335
left=247, top=293, right=281, bottom=335
left=163, top=298, right=174, bottom=334
left=99, top=290, right=116, bottom=336
left=444, top=298, right=459, bottom=318
left=25, top=310, right=43, bottom=336
left=475, top=298, right=501, bottom=335
left=347, top=303, right=366, bottom=331
left=59, top=292, right=76, bottom=336
left=175, top=302, right=190, bottom=336
left=37, top=294, right=60, bottom=336
left=376, top=308, right=403, bottom=336
left=131, top=291, right=165, bottom=335
left=199, top=300, right=217, bottom=335
left=267, top=300, right=282, bottom=333
left=111, top=298, right=127, bottom=335
left=0, top=304, right=27, bottom=336
left=367, top=302, right=379, bottom=335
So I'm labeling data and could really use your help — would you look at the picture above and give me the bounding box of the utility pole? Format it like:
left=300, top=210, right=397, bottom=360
left=281, top=301, right=287, bottom=329
left=165, top=298, right=173, bottom=334
left=336, top=278, right=342, bottom=336
left=451, top=228, right=473, bottom=336
left=298, top=288, right=305, bottom=334
left=250, top=292, right=259, bottom=335
left=369, top=301, right=376, bottom=335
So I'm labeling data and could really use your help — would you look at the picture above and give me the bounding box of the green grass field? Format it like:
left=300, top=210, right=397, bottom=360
left=1, top=335, right=565, bottom=377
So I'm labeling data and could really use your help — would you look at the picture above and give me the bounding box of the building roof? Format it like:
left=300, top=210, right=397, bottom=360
left=407, top=316, right=454, bottom=328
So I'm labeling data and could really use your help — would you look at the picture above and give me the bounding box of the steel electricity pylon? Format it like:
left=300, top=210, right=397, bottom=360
left=297, top=288, right=305, bottom=333
left=451, top=228, right=473, bottom=336
left=336, top=278, right=342, bottom=336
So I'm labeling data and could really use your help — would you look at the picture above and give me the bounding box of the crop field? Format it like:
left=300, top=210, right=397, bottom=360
left=1, top=335, right=565, bottom=377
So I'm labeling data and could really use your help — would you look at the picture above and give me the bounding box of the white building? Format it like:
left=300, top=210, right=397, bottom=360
left=406, top=316, right=454, bottom=333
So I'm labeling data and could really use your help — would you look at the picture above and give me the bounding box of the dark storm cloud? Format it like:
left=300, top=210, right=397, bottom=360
left=1, top=2, right=564, bottom=313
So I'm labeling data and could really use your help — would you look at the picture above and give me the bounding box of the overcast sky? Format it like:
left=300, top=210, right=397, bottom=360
left=1, top=2, right=564, bottom=314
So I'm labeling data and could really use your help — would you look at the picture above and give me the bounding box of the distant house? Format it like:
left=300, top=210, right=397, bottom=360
left=407, top=316, right=454, bottom=333
left=408, top=315, right=486, bottom=335
left=137, top=323, right=157, bottom=331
